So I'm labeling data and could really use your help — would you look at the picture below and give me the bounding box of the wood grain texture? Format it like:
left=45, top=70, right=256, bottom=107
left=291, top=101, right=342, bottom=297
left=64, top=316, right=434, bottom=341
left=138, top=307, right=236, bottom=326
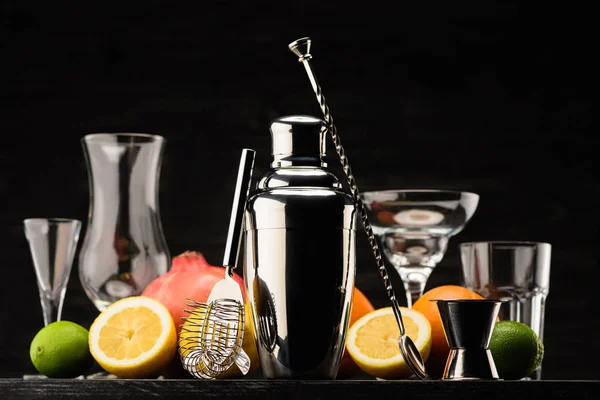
left=1, top=1, right=597, bottom=380
left=1, top=379, right=600, bottom=400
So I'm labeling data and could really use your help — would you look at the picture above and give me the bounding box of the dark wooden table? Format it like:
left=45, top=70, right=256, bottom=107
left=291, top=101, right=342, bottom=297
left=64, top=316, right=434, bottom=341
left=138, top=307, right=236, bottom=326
left=1, top=379, right=599, bottom=400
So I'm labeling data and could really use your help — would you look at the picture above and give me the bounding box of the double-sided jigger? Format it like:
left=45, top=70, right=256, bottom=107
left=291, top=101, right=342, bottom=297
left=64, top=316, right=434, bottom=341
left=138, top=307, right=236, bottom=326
left=433, top=299, right=502, bottom=380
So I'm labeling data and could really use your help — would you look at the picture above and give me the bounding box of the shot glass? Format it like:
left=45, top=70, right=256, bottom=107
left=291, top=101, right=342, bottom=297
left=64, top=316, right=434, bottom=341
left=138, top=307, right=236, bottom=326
left=459, top=241, right=551, bottom=380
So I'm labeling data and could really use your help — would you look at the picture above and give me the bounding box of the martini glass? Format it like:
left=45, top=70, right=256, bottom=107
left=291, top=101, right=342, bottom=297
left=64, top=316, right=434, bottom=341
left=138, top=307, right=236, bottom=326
left=360, top=190, right=479, bottom=308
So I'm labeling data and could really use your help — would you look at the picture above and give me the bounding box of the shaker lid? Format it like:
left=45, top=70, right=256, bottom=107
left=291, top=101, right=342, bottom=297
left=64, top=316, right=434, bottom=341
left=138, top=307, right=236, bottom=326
left=270, top=115, right=326, bottom=167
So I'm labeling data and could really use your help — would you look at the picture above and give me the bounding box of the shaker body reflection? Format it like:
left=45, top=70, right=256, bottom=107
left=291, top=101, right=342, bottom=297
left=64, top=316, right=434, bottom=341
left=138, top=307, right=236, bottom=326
left=79, top=133, right=171, bottom=311
left=244, top=116, right=358, bottom=379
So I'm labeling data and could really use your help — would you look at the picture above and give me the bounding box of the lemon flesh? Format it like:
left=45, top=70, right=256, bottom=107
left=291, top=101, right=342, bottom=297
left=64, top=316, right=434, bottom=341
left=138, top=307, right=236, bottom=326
left=89, top=296, right=177, bottom=379
left=346, top=307, right=431, bottom=379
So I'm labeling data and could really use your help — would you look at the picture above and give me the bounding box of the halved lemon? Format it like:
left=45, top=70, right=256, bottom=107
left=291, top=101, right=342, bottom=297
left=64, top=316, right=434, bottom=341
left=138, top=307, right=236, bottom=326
left=89, top=296, right=177, bottom=378
left=345, top=306, right=432, bottom=379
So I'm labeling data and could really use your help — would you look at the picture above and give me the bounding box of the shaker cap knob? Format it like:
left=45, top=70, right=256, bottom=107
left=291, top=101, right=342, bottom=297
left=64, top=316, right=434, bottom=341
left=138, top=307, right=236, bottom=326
left=270, top=115, right=326, bottom=167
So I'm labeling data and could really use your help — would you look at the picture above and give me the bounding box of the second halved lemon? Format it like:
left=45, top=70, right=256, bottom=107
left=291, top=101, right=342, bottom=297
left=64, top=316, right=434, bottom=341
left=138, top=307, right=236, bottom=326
left=345, top=306, right=432, bottom=379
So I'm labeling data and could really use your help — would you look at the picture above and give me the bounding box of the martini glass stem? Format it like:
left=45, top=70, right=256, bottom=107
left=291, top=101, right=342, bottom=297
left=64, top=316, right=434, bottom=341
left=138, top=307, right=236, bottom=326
left=403, top=279, right=426, bottom=308
left=398, top=265, right=433, bottom=308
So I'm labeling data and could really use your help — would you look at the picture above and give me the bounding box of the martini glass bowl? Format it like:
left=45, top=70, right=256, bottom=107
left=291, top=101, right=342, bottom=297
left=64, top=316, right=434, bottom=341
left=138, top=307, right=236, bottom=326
left=360, top=189, right=479, bottom=307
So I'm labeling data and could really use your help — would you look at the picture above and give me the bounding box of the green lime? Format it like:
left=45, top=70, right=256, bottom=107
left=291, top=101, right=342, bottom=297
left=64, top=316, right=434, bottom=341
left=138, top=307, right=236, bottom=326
left=489, top=320, right=544, bottom=380
left=29, top=321, right=95, bottom=378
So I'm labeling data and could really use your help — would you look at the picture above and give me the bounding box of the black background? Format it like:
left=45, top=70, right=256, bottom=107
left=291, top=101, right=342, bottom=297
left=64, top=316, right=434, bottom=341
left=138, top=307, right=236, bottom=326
left=1, top=1, right=597, bottom=379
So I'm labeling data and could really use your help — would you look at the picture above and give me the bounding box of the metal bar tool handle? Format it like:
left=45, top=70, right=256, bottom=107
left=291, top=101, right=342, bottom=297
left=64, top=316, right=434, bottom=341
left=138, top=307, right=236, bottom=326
left=288, top=36, right=428, bottom=380
left=222, top=148, right=256, bottom=273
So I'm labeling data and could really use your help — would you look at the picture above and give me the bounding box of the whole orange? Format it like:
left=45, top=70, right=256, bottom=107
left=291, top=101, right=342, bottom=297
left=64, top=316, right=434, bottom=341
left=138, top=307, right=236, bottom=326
left=337, top=287, right=375, bottom=378
left=412, top=285, right=483, bottom=378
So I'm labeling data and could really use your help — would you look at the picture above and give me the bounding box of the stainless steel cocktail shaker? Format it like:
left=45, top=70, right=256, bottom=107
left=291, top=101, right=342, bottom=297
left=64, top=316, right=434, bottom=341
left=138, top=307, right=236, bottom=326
left=243, top=115, right=358, bottom=379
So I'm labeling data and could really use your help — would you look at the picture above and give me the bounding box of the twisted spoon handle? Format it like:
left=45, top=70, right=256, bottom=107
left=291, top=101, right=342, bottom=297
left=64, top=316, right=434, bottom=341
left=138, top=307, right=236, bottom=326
left=290, top=41, right=406, bottom=336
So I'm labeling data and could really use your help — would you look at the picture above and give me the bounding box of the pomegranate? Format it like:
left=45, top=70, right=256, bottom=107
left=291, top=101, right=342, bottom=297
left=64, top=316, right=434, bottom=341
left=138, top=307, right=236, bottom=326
left=141, top=250, right=246, bottom=334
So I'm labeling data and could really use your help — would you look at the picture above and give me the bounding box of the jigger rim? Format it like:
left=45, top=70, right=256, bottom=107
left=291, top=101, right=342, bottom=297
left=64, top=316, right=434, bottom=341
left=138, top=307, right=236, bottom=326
left=428, top=299, right=503, bottom=304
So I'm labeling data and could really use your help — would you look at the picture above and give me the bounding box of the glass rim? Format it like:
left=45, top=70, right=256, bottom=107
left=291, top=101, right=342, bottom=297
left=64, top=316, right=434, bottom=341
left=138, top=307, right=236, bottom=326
left=82, top=133, right=165, bottom=143
left=428, top=299, right=503, bottom=304
left=360, top=189, right=479, bottom=198
left=23, top=218, right=82, bottom=225
left=459, top=240, right=551, bottom=247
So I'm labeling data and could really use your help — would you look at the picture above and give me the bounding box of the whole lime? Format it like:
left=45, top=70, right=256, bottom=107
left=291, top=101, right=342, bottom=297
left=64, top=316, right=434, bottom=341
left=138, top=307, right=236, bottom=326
left=489, top=320, right=544, bottom=380
left=29, top=321, right=94, bottom=378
